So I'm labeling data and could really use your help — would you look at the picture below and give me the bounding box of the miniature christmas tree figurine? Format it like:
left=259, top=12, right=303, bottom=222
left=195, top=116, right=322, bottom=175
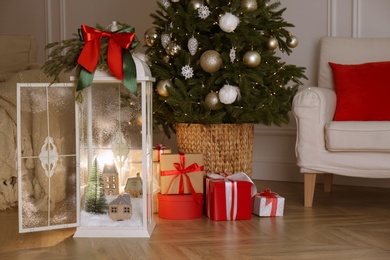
left=146, top=0, right=306, bottom=136
left=85, top=159, right=108, bottom=214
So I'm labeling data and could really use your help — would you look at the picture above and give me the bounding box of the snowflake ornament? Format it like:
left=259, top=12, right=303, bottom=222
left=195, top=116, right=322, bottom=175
left=160, top=0, right=171, bottom=9
left=198, top=5, right=211, bottom=20
left=229, top=47, right=236, bottom=63
left=181, top=65, right=194, bottom=79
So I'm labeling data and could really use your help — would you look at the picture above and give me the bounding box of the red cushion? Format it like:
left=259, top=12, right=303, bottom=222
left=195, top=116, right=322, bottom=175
left=329, top=61, right=390, bottom=121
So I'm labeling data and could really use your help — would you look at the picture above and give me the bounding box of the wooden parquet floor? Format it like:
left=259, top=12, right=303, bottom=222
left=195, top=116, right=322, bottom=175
left=0, top=180, right=389, bottom=260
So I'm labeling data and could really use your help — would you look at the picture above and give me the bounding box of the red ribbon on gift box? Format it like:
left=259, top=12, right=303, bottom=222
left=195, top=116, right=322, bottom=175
left=160, top=153, right=204, bottom=204
left=258, top=189, right=278, bottom=217
left=155, top=144, right=168, bottom=162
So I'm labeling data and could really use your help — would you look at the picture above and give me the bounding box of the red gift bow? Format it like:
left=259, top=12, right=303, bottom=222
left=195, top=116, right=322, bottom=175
left=160, top=153, right=204, bottom=204
left=78, top=24, right=135, bottom=80
left=258, top=189, right=278, bottom=217
left=155, top=144, right=168, bottom=162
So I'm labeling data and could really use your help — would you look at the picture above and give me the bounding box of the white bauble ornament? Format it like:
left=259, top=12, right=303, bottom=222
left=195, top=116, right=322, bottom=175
left=161, top=32, right=171, bottom=48
left=189, top=0, right=202, bottom=10
left=200, top=50, right=222, bottom=73
left=267, top=37, right=279, bottom=51
left=243, top=50, right=261, bottom=68
left=219, top=12, right=240, bottom=33
left=188, top=36, right=198, bottom=56
left=205, top=92, right=220, bottom=110
left=287, top=35, right=299, bottom=48
left=156, top=79, right=173, bottom=97
left=165, top=42, right=181, bottom=56
left=218, top=84, right=240, bottom=104
left=144, top=27, right=158, bottom=47
left=241, top=0, right=258, bottom=12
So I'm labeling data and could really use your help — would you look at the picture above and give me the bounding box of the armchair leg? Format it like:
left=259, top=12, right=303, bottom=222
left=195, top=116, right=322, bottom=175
left=304, top=173, right=317, bottom=207
left=323, top=173, right=333, bottom=193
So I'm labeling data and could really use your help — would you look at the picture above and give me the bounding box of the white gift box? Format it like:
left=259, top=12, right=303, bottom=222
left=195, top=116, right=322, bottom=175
left=252, top=190, right=285, bottom=217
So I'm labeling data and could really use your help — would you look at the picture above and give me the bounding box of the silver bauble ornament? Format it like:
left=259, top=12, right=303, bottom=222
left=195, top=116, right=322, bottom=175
left=205, top=92, right=220, bottom=110
left=287, top=35, right=299, bottom=48
left=243, top=50, right=261, bottom=68
left=166, top=42, right=181, bottom=56
left=267, top=37, right=279, bottom=51
left=241, top=0, right=258, bottom=12
left=189, top=0, right=202, bottom=10
left=188, top=36, right=198, bottom=56
left=144, top=27, right=158, bottom=47
left=219, top=12, right=240, bottom=33
left=218, top=84, right=240, bottom=104
left=161, top=32, right=171, bottom=48
left=156, top=79, right=173, bottom=97
left=200, top=50, right=222, bottom=73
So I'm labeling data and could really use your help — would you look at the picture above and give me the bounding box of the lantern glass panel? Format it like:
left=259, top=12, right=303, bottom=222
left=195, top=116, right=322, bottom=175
left=77, top=80, right=153, bottom=232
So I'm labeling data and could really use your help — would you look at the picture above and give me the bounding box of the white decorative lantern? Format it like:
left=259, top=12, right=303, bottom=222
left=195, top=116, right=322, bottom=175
left=17, top=55, right=155, bottom=238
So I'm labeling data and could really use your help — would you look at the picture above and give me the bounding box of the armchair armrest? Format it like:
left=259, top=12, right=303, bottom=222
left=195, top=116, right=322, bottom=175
left=292, top=86, right=336, bottom=171
left=293, top=86, right=336, bottom=126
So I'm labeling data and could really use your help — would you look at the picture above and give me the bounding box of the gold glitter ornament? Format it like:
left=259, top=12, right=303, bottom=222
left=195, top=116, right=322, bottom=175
left=200, top=50, right=222, bottom=73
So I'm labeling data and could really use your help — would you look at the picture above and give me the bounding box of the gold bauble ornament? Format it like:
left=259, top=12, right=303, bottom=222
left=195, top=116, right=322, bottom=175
left=243, top=50, right=261, bottom=68
left=136, top=114, right=143, bottom=126
left=163, top=55, right=170, bottom=63
left=144, top=27, right=158, bottom=47
left=205, top=92, right=220, bottom=110
left=171, top=0, right=180, bottom=2
left=241, top=0, right=258, bottom=12
left=287, top=35, right=299, bottom=48
left=200, top=50, right=222, bottom=73
left=156, top=79, right=173, bottom=97
left=165, top=42, right=181, bottom=56
left=189, top=0, right=202, bottom=10
left=267, top=37, right=279, bottom=51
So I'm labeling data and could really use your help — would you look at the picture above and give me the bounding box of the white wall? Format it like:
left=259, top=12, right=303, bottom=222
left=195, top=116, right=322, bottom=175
left=2, top=0, right=390, bottom=187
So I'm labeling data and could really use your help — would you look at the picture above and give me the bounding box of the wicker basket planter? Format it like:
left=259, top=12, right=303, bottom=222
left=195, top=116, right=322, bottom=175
left=176, top=123, right=254, bottom=178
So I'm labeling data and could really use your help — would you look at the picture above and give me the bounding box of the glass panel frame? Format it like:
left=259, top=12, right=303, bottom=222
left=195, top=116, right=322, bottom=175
left=17, top=83, right=78, bottom=233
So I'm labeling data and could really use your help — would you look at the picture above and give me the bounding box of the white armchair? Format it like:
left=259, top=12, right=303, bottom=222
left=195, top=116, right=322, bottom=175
left=292, top=37, right=390, bottom=207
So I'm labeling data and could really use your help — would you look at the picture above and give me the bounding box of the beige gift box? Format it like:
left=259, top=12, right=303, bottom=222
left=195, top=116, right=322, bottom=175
left=160, top=153, right=204, bottom=195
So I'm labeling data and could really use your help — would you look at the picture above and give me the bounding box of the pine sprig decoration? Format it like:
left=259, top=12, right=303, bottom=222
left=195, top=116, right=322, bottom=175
left=42, top=23, right=137, bottom=83
left=147, top=0, right=307, bottom=137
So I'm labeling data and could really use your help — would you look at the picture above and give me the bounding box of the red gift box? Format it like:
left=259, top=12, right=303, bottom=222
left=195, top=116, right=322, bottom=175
left=206, top=172, right=256, bottom=221
left=158, top=193, right=204, bottom=220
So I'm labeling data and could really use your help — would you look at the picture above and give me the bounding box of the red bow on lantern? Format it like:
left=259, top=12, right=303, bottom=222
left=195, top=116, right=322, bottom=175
left=78, top=24, right=135, bottom=79
left=160, top=153, right=204, bottom=203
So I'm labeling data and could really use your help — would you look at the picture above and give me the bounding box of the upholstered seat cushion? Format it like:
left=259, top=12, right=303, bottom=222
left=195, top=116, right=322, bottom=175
left=325, top=121, right=390, bottom=152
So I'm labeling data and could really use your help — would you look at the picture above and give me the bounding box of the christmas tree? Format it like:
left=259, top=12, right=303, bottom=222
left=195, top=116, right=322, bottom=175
left=146, top=0, right=306, bottom=136
left=85, top=159, right=108, bottom=214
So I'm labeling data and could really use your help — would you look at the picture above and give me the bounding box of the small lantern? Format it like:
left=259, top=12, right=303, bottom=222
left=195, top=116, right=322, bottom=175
left=74, top=56, right=155, bottom=237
